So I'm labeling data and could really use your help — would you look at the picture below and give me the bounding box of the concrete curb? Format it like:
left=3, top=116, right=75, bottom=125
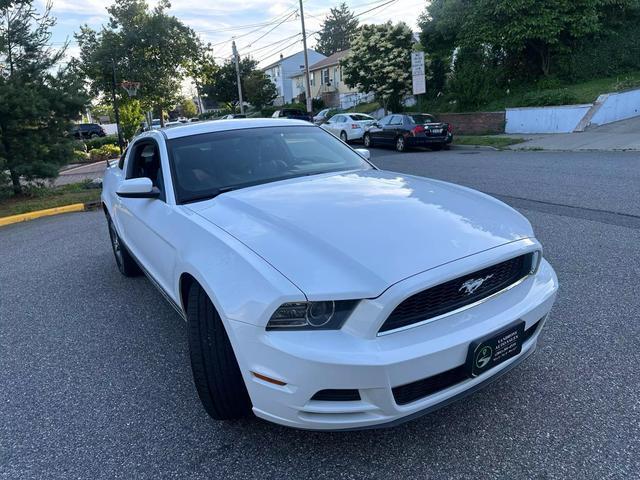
left=0, top=201, right=101, bottom=228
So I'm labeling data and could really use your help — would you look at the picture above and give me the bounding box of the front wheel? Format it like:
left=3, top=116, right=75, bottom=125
left=363, top=133, right=373, bottom=148
left=395, top=136, right=406, bottom=152
left=107, top=216, right=140, bottom=277
left=187, top=283, right=252, bottom=420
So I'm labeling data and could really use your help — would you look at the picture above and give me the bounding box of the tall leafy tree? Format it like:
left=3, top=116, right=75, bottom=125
left=76, top=0, right=200, bottom=125
left=0, top=0, right=87, bottom=195
left=315, top=3, right=359, bottom=56
left=243, top=70, right=277, bottom=109
left=203, top=59, right=277, bottom=110
left=341, top=22, right=414, bottom=113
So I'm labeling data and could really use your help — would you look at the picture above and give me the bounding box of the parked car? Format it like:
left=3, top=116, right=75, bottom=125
left=363, top=113, right=453, bottom=152
left=219, top=114, right=247, bottom=120
left=188, top=118, right=201, bottom=123
left=313, top=108, right=342, bottom=125
left=271, top=108, right=313, bottom=122
left=102, top=119, right=557, bottom=430
left=71, top=123, right=106, bottom=139
left=321, top=113, right=376, bottom=143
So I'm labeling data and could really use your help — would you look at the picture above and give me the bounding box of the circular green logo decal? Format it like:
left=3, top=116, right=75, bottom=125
left=475, top=346, right=493, bottom=369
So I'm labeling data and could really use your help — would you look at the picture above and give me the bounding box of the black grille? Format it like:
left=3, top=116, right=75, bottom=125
left=379, top=253, right=534, bottom=333
left=311, top=389, right=361, bottom=401
left=392, top=319, right=542, bottom=405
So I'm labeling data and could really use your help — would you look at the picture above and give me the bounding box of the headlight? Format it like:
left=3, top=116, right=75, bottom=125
left=266, top=300, right=358, bottom=330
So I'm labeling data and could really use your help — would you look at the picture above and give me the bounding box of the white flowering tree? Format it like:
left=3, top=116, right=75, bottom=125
left=341, top=22, right=414, bottom=114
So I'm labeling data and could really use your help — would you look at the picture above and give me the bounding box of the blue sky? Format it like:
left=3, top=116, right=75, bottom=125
left=42, top=0, right=425, bottom=70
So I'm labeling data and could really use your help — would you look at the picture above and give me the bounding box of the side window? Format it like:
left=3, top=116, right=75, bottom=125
left=127, top=141, right=165, bottom=201
left=117, top=147, right=128, bottom=170
left=389, top=115, right=403, bottom=125
left=379, top=115, right=392, bottom=126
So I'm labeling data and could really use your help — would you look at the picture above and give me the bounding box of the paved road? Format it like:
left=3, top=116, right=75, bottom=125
left=1, top=149, right=639, bottom=479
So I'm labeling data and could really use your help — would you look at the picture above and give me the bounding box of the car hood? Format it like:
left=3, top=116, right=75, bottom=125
left=189, top=170, right=533, bottom=299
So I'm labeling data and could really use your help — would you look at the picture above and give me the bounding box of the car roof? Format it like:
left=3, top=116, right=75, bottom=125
left=156, top=118, right=314, bottom=140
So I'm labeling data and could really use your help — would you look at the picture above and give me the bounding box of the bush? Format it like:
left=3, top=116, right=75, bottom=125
left=88, top=144, right=121, bottom=162
left=312, top=98, right=325, bottom=111
left=518, top=89, right=580, bottom=107
left=84, top=134, right=118, bottom=150
left=72, top=150, right=90, bottom=163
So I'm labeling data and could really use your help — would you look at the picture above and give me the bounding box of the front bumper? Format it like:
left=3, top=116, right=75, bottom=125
left=226, top=245, right=558, bottom=430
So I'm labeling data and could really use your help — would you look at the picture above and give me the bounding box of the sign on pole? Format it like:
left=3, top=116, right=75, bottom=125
left=411, top=51, right=426, bottom=95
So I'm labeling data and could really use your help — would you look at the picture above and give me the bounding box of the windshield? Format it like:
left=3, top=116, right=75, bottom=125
left=409, top=114, right=437, bottom=124
left=350, top=114, right=374, bottom=121
left=167, top=126, right=372, bottom=204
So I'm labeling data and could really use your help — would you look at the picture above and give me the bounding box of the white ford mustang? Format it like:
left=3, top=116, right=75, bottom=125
left=102, top=119, right=558, bottom=430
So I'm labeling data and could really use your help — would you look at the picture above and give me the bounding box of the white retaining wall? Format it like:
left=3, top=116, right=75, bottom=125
left=505, top=87, right=640, bottom=134
left=505, top=104, right=592, bottom=133
left=590, top=89, right=640, bottom=126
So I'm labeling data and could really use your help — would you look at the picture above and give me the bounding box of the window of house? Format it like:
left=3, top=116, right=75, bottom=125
left=322, top=68, right=330, bottom=85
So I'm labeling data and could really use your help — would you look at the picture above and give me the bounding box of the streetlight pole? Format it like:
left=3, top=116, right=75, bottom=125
left=110, top=59, right=124, bottom=154
left=299, top=0, right=313, bottom=114
left=232, top=41, right=245, bottom=114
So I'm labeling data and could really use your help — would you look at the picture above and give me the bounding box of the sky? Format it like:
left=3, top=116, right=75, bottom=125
left=41, top=0, right=426, bottom=82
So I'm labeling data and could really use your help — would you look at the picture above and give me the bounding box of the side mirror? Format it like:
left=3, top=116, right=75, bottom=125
left=355, top=148, right=371, bottom=160
left=116, top=177, right=160, bottom=199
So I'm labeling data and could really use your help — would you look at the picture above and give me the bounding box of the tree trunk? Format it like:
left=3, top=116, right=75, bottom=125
left=159, top=107, right=165, bottom=127
left=10, top=170, right=21, bottom=196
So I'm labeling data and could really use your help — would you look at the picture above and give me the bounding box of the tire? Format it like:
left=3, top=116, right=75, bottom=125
left=90, top=133, right=99, bottom=139
left=107, top=216, right=141, bottom=277
left=431, top=144, right=444, bottom=151
left=187, top=283, right=252, bottom=420
left=395, top=135, right=406, bottom=152
left=340, top=131, right=348, bottom=143
left=363, top=133, right=373, bottom=148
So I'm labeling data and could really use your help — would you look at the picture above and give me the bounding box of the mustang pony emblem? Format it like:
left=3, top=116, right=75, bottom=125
left=459, top=274, right=494, bottom=295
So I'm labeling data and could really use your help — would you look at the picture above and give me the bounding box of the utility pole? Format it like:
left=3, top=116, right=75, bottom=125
left=299, top=0, right=313, bottom=114
left=232, top=41, right=245, bottom=114
left=110, top=59, right=124, bottom=154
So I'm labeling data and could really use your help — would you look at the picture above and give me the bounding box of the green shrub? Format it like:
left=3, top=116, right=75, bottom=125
left=518, top=89, right=580, bottom=107
left=72, top=150, right=90, bottom=163
left=84, top=134, right=118, bottom=150
left=88, top=144, right=121, bottom=162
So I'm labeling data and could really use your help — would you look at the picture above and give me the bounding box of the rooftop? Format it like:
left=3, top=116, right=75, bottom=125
left=291, top=50, right=351, bottom=77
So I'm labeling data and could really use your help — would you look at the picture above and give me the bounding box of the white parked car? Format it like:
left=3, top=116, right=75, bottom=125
left=321, top=112, right=376, bottom=142
left=102, top=119, right=558, bottom=430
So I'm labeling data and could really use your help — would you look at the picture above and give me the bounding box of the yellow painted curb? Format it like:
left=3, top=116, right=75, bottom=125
left=0, top=203, right=86, bottom=227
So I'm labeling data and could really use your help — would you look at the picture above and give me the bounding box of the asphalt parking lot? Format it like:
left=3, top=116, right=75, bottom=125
left=1, top=148, right=639, bottom=479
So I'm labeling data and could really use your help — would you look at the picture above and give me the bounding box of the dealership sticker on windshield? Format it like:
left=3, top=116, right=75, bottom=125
left=466, top=321, right=525, bottom=377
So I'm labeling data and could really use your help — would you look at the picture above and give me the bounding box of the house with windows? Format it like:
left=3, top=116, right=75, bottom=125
left=290, top=50, right=373, bottom=109
left=262, top=50, right=326, bottom=106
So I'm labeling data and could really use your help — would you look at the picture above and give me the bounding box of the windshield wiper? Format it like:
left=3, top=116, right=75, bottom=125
left=183, top=186, right=238, bottom=204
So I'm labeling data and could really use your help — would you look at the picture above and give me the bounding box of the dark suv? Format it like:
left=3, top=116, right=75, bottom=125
left=71, top=123, right=106, bottom=139
left=363, top=113, right=452, bottom=152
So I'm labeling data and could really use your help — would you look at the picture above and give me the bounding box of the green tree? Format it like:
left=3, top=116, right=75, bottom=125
left=119, top=99, right=144, bottom=141
left=462, top=0, right=604, bottom=76
left=201, top=57, right=258, bottom=108
left=243, top=71, right=277, bottom=109
left=341, top=22, right=414, bottom=113
left=315, top=3, right=359, bottom=56
left=0, top=0, right=88, bottom=195
left=177, top=97, right=197, bottom=118
left=76, top=0, right=200, bottom=125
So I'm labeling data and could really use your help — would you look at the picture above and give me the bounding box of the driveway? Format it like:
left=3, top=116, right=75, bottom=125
left=1, top=149, right=639, bottom=479
left=511, top=115, right=640, bottom=151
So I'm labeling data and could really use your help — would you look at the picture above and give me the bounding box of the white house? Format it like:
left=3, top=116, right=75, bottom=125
left=262, top=49, right=326, bottom=105
left=290, top=50, right=374, bottom=109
